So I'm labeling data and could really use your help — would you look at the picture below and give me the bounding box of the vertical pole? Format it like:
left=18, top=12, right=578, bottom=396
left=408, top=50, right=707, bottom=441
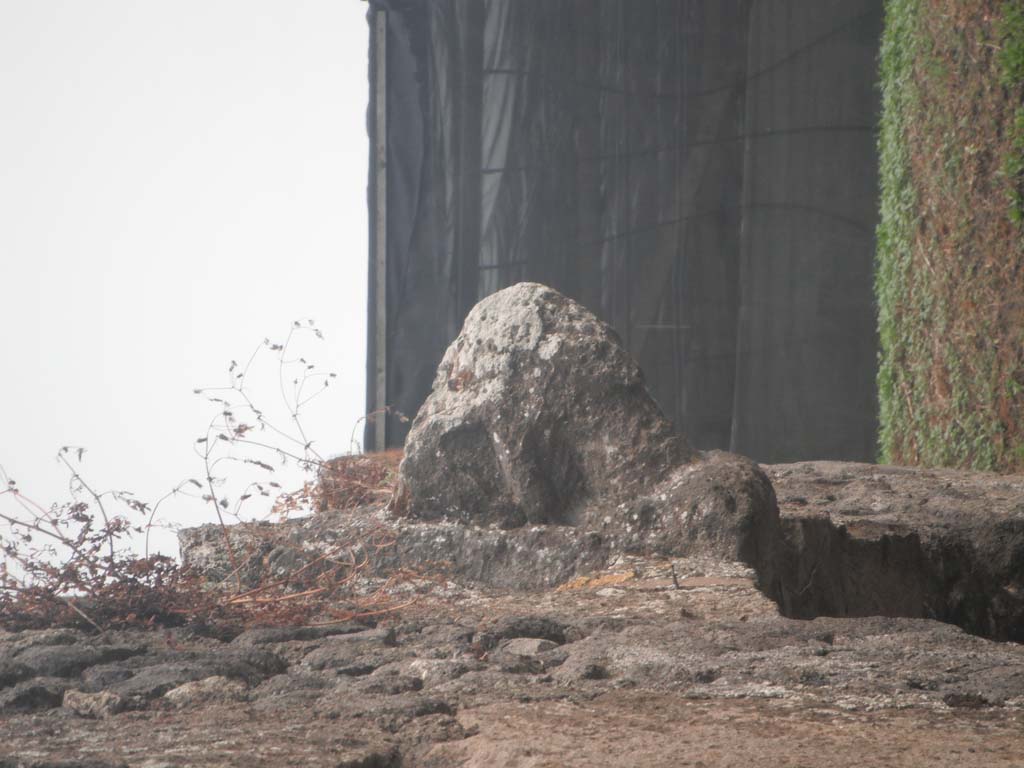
left=454, top=1, right=484, bottom=323
left=373, top=9, right=388, bottom=451
left=729, top=0, right=756, bottom=454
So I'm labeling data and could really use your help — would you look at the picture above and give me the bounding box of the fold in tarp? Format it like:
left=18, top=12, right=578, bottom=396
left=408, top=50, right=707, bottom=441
left=366, top=0, right=883, bottom=463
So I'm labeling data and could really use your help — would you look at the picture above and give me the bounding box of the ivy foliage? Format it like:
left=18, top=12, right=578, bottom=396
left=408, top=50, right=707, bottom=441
left=876, top=0, right=1024, bottom=471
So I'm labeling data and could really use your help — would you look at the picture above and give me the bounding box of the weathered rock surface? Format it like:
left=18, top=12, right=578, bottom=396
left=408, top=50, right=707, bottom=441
left=388, top=282, right=782, bottom=585
left=15, top=457, right=1024, bottom=765
left=181, top=450, right=781, bottom=593
left=396, top=282, right=690, bottom=528
left=181, top=457, right=1024, bottom=643
left=3, top=555, right=1024, bottom=766
left=163, top=676, right=248, bottom=708
left=63, top=689, right=127, bottom=719
left=770, top=461, right=1024, bottom=641
left=48, top=284, right=1024, bottom=765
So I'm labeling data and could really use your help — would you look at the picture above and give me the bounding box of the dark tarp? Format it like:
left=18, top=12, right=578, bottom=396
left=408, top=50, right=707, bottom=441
left=366, top=0, right=883, bottom=463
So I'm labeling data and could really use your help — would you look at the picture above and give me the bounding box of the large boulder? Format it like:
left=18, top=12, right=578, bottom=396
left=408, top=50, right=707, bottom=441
left=394, top=283, right=690, bottom=528
left=181, top=283, right=784, bottom=590
left=392, top=281, right=783, bottom=578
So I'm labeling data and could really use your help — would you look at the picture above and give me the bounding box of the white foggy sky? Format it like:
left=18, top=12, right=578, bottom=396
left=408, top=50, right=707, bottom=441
left=0, top=1, right=369, bottom=559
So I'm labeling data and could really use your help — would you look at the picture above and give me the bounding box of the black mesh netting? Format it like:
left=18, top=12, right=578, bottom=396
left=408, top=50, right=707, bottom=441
left=366, top=0, right=883, bottom=463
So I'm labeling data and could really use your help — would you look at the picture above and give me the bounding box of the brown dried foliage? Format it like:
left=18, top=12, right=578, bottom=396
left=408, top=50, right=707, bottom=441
left=1, top=325, right=411, bottom=634
left=315, top=450, right=402, bottom=513
left=0, top=453, right=408, bottom=634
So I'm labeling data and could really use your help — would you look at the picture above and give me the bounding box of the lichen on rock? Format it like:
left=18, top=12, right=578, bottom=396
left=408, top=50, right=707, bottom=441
left=395, top=282, right=688, bottom=527
left=391, top=282, right=782, bottom=583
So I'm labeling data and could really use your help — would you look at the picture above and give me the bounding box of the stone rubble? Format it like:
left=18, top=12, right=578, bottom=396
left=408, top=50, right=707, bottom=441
left=2, top=555, right=1024, bottom=766
left=4, top=282, right=1024, bottom=765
